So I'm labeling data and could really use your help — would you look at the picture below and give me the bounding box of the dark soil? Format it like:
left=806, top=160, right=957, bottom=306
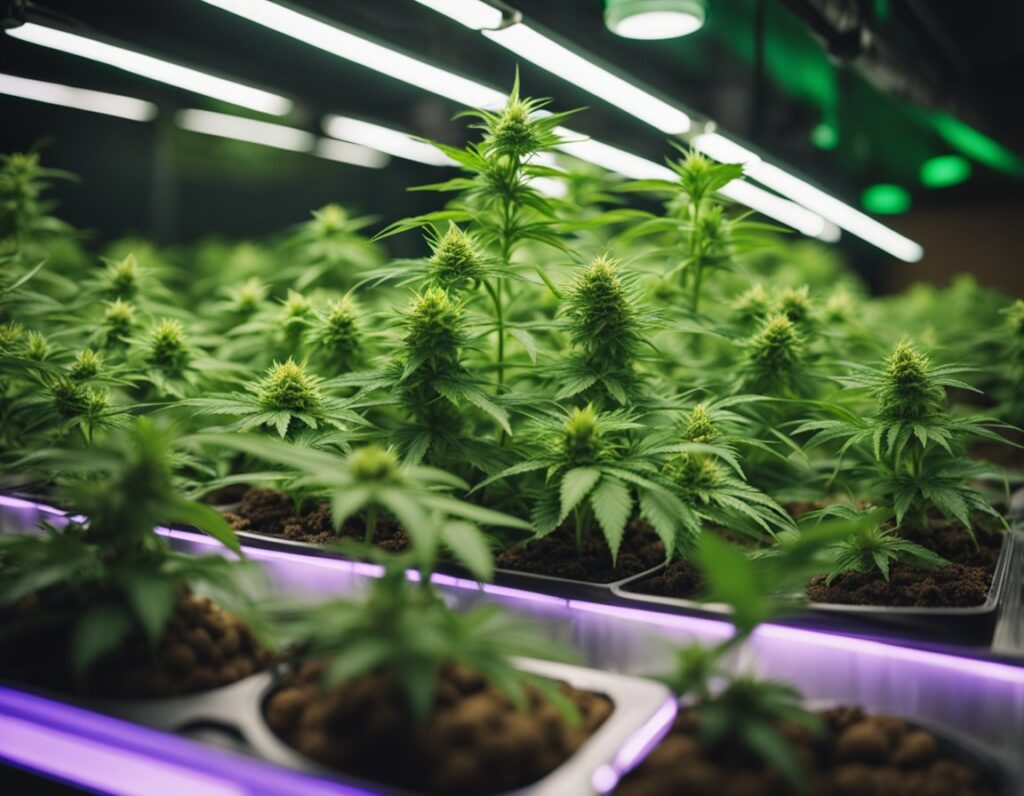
left=226, top=488, right=411, bottom=550
left=625, top=558, right=705, bottom=599
left=806, top=522, right=1004, bottom=608
left=202, top=482, right=251, bottom=507
left=0, top=591, right=273, bottom=698
left=495, top=520, right=665, bottom=584
left=616, top=705, right=994, bottom=796
left=265, top=659, right=612, bottom=796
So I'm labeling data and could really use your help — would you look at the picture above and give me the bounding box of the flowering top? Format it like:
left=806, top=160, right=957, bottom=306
left=878, top=341, right=944, bottom=422
left=427, top=223, right=485, bottom=291
left=256, top=358, right=322, bottom=414
left=146, top=319, right=189, bottom=371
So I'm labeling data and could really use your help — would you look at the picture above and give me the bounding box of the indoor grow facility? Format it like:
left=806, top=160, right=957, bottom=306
left=0, top=0, right=1022, bottom=794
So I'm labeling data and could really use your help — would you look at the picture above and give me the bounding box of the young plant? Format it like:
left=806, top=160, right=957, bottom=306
left=1, top=419, right=254, bottom=683
left=183, top=357, right=364, bottom=440
left=478, top=404, right=694, bottom=562
left=304, top=295, right=364, bottom=373
left=267, top=547, right=576, bottom=725
left=199, top=434, right=531, bottom=581
left=797, top=339, right=1012, bottom=536
left=0, top=150, right=75, bottom=253
left=280, top=204, right=381, bottom=290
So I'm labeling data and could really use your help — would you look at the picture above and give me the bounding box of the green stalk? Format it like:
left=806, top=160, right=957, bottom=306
left=363, top=506, right=378, bottom=544
left=689, top=197, right=703, bottom=313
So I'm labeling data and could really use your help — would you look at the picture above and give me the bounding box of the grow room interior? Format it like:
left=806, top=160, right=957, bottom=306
left=1, top=0, right=1023, bottom=794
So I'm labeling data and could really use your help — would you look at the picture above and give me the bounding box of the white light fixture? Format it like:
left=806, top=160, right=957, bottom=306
left=314, top=138, right=389, bottom=169
left=411, top=0, right=505, bottom=30
left=6, top=23, right=291, bottom=115
left=694, top=132, right=922, bottom=261
left=175, top=109, right=314, bottom=152
left=197, top=0, right=835, bottom=240
left=199, top=0, right=505, bottom=109
left=322, top=115, right=453, bottom=166
left=605, top=0, right=706, bottom=40
left=482, top=23, right=691, bottom=134
left=0, top=72, right=157, bottom=121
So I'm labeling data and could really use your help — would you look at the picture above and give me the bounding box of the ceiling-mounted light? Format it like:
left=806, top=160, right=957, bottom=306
left=482, top=23, right=691, bottom=134
left=175, top=109, right=313, bottom=152
left=861, top=184, right=911, bottom=215
left=199, top=0, right=504, bottom=109
left=322, top=115, right=453, bottom=166
left=920, top=155, right=971, bottom=189
left=694, top=132, right=922, bottom=261
left=5, top=23, right=291, bottom=115
left=604, top=0, right=706, bottom=40
left=411, top=0, right=505, bottom=30
left=198, top=0, right=834, bottom=239
left=0, top=72, right=157, bottom=121
left=314, top=139, right=389, bottom=169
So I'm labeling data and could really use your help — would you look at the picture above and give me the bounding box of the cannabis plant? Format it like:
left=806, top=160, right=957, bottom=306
left=0, top=150, right=75, bottom=253
left=796, top=340, right=1011, bottom=535
left=268, top=549, right=575, bottom=722
left=478, top=404, right=695, bottom=562
left=304, top=295, right=365, bottom=373
left=378, top=73, right=577, bottom=388
left=2, top=419, right=254, bottom=679
left=200, top=434, right=530, bottom=581
left=183, top=357, right=364, bottom=440
left=280, top=204, right=381, bottom=290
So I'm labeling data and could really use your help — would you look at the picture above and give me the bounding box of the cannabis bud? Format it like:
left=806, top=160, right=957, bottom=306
left=428, top=224, right=485, bottom=291
left=70, top=348, right=103, bottom=381
left=1005, top=299, right=1024, bottom=337
left=146, top=319, right=190, bottom=371
left=566, top=255, right=640, bottom=364
left=310, top=204, right=348, bottom=237
left=315, top=297, right=361, bottom=365
left=256, top=358, right=322, bottom=414
left=823, top=287, right=854, bottom=324
left=51, top=378, right=109, bottom=420
left=0, top=320, right=25, bottom=354
left=25, top=330, right=50, bottom=361
left=231, top=277, right=267, bottom=315
left=403, top=287, right=463, bottom=370
left=103, top=299, right=136, bottom=344
left=106, top=253, right=140, bottom=299
left=668, top=452, right=721, bottom=493
left=491, top=96, right=540, bottom=159
left=746, top=313, right=804, bottom=395
left=559, top=404, right=605, bottom=465
left=683, top=403, right=717, bottom=444
left=349, top=444, right=401, bottom=483
left=777, top=286, right=813, bottom=326
left=733, top=283, right=771, bottom=323
left=879, top=340, right=943, bottom=421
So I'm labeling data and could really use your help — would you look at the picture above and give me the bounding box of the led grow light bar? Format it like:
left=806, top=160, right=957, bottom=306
left=5, top=23, right=291, bottom=116
left=0, top=72, right=157, bottom=121
left=176, top=109, right=315, bottom=152
left=481, top=23, right=692, bottom=134
left=199, top=0, right=832, bottom=240
left=693, top=131, right=924, bottom=261
left=412, top=0, right=506, bottom=30
left=322, top=115, right=454, bottom=166
left=314, top=138, right=390, bottom=169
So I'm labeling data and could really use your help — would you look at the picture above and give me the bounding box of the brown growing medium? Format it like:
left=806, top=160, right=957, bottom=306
left=226, top=488, right=410, bottom=550
left=624, top=558, right=705, bottom=599
left=806, top=522, right=1003, bottom=608
left=495, top=520, right=665, bottom=583
left=265, top=659, right=612, bottom=796
left=0, top=592, right=273, bottom=698
left=616, top=706, right=994, bottom=796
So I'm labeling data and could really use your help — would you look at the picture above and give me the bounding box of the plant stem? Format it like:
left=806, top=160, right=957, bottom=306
left=363, top=506, right=378, bottom=544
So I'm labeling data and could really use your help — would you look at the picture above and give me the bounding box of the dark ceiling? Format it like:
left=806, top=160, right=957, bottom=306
left=0, top=0, right=1021, bottom=264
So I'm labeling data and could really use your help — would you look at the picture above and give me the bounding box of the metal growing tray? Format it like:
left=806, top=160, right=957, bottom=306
left=3, top=659, right=675, bottom=796
left=611, top=529, right=1017, bottom=636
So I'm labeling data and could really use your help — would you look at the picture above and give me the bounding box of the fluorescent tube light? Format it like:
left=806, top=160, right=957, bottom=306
left=693, top=132, right=921, bottom=261
left=482, top=23, right=691, bottom=134
left=314, top=138, right=389, bottom=169
left=411, top=0, right=505, bottom=30
left=322, top=115, right=453, bottom=166
left=6, top=23, right=291, bottom=115
left=0, top=72, right=157, bottom=121
left=175, top=109, right=314, bottom=152
left=199, top=0, right=505, bottom=109
left=721, top=180, right=840, bottom=241
left=197, top=0, right=831, bottom=239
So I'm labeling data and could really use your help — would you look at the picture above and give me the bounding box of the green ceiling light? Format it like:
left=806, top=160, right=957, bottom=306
left=861, top=184, right=911, bottom=215
left=930, top=113, right=1024, bottom=177
left=811, top=122, right=838, bottom=150
left=920, top=155, right=971, bottom=188
left=605, top=0, right=706, bottom=40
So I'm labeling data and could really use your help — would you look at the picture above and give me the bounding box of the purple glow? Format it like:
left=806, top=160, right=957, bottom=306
left=592, top=697, right=679, bottom=794
left=0, top=687, right=381, bottom=796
